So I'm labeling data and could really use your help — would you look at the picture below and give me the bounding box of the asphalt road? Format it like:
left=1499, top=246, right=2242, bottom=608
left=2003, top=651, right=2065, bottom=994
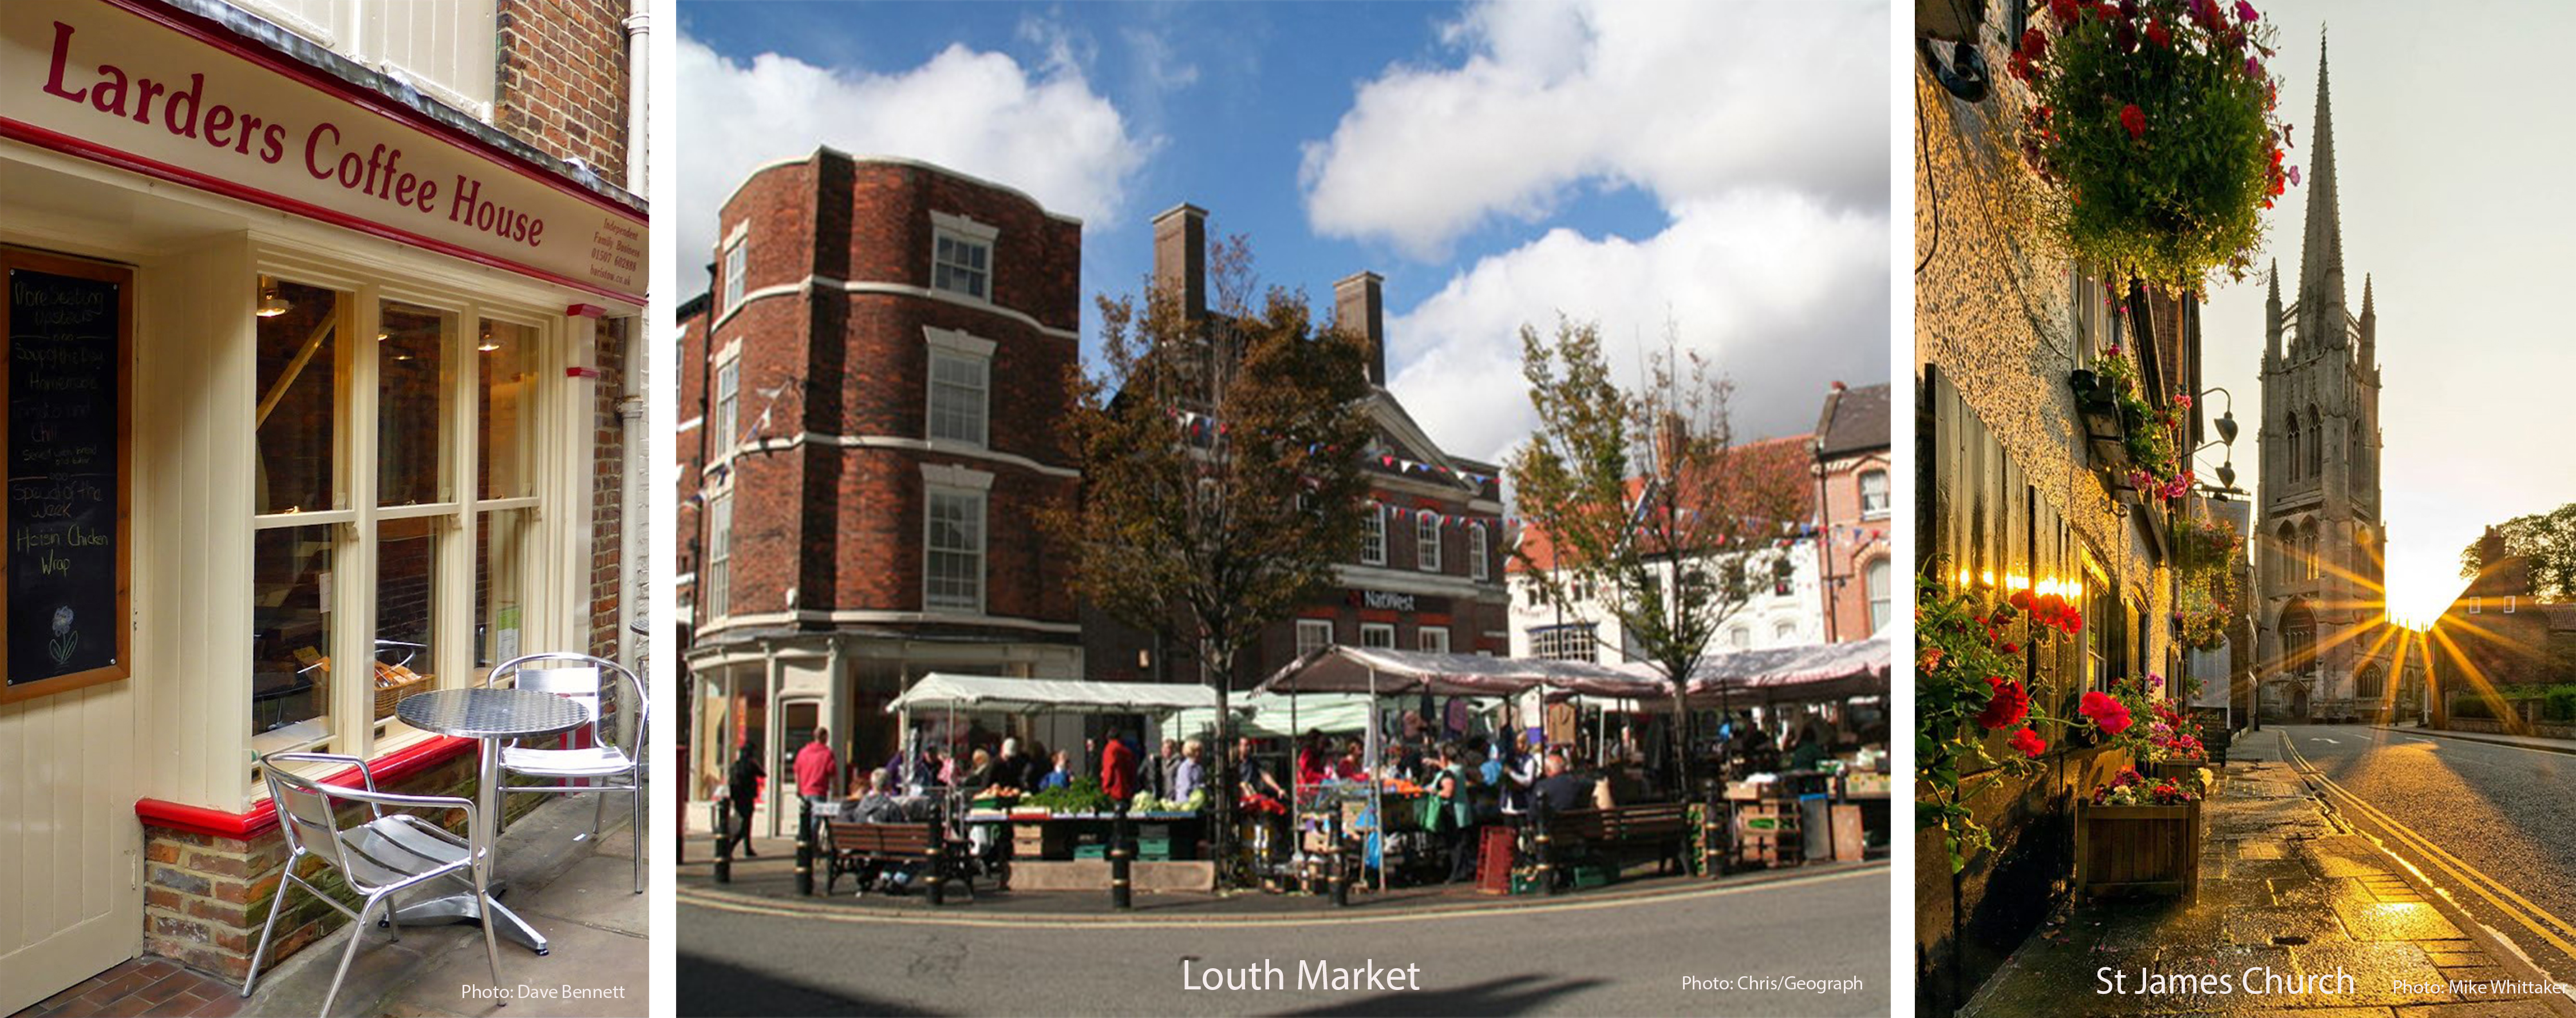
left=2275, top=724, right=2576, bottom=988
left=677, top=866, right=1890, bottom=1016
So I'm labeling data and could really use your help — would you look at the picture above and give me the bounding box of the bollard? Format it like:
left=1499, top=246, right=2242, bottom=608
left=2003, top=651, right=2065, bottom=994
left=1536, top=818, right=1558, bottom=896
left=713, top=806, right=734, bottom=884
left=926, top=818, right=947, bottom=906
left=1331, top=846, right=1351, bottom=907
left=795, top=799, right=815, bottom=896
left=1111, top=805, right=1133, bottom=910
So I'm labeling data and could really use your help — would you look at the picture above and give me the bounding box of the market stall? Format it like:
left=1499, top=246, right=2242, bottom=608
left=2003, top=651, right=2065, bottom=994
left=1673, top=640, right=1894, bottom=869
left=883, top=674, right=1232, bottom=892
left=1255, top=647, right=1671, bottom=892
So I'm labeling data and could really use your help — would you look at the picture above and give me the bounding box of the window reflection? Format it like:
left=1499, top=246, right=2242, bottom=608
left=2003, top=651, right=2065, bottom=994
left=254, top=281, right=342, bottom=514
left=478, top=320, right=536, bottom=500
left=252, top=525, right=334, bottom=751
left=378, top=301, right=451, bottom=505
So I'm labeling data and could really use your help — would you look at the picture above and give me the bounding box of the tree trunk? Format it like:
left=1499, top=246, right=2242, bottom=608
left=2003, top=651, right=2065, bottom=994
left=1206, top=640, right=1238, bottom=888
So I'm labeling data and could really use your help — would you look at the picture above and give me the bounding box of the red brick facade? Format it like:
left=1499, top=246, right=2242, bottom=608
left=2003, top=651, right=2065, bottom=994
left=1815, top=383, right=1893, bottom=642
left=496, top=0, right=634, bottom=183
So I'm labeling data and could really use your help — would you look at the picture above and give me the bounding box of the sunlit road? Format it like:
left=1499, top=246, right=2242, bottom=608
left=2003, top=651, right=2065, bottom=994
left=2277, top=724, right=2576, bottom=988
left=677, top=866, right=1889, bottom=1016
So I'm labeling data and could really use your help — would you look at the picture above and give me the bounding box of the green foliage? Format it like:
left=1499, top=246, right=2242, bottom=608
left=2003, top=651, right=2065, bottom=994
left=1025, top=777, right=1112, bottom=814
left=2013, top=0, right=2289, bottom=293
left=2459, top=502, right=2576, bottom=601
left=1915, top=563, right=2075, bottom=872
left=2088, top=345, right=2190, bottom=498
left=2177, top=513, right=2245, bottom=649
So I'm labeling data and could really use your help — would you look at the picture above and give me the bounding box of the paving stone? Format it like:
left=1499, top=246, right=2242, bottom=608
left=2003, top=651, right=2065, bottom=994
left=2332, top=900, right=2462, bottom=942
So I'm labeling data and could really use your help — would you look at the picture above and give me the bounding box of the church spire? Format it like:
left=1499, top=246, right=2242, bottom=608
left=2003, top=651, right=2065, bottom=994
left=2358, top=273, right=2376, bottom=369
left=2296, top=31, right=2346, bottom=347
left=2265, top=259, right=2284, bottom=366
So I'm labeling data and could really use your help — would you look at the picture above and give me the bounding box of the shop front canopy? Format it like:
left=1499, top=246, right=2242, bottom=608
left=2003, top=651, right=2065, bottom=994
left=1255, top=646, right=1666, bottom=699
left=1680, top=639, right=1892, bottom=703
left=886, top=673, right=1223, bottom=715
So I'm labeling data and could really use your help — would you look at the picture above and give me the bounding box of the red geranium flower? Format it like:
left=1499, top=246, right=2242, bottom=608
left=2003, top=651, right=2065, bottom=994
left=2145, top=19, right=2171, bottom=47
left=1978, top=678, right=2032, bottom=730
left=2050, top=0, right=2080, bottom=23
left=2012, top=727, right=2047, bottom=758
left=2120, top=104, right=2146, bottom=140
left=2081, top=690, right=2134, bottom=735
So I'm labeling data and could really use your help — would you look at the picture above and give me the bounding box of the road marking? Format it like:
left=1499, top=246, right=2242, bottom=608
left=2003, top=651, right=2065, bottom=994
left=2373, top=727, right=2576, bottom=762
left=2283, top=739, right=2576, bottom=961
left=677, top=864, right=1886, bottom=930
left=2310, top=737, right=2341, bottom=744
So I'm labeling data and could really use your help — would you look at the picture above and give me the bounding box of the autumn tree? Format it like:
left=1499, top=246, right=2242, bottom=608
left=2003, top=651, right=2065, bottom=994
left=1507, top=318, right=1808, bottom=795
left=1046, top=236, right=1376, bottom=877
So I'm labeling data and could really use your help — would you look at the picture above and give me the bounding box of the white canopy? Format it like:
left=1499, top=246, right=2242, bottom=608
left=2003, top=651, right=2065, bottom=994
left=1164, top=692, right=1376, bottom=739
left=1255, top=645, right=1668, bottom=698
left=1676, top=639, right=1892, bottom=703
left=886, top=673, right=1222, bottom=715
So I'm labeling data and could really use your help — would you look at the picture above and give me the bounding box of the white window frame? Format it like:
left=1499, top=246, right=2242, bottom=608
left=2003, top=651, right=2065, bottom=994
left=1360, top=623, right=1396, bottom=649
left=712, top=354, right=740, bottom=459
left=1774, top=620, right=1797, bottom=643
left=1417, top=627, right=1451, bottom=654
left=922, top=464, right=995, bottom=614
left=930, top=211, right=999, bottom=303
left=1859, top=469, right=1890, bottom=518
left=1867, top=557, right=1892, bottom=633
left=1361, top=504, right=1386, bottom=566
left=924, top=327, right=995, bottom=448
left=1416, top=513, right=1442, bottom=572
left=722, top=237, right=746, bottom=314
left=1295, top=619, right=1334, bottom=657
left=705, top=489, right=732, bottom=620
left=1469, top=522, right=1489, bottom=581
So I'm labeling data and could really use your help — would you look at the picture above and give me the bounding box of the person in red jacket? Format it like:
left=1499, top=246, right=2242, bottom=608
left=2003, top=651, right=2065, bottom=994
left=1101, top=727, right=1140, bottom=805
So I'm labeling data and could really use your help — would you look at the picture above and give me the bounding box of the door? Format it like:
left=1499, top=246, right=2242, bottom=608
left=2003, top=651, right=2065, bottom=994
left=0, top=680, right=141, bottom=1012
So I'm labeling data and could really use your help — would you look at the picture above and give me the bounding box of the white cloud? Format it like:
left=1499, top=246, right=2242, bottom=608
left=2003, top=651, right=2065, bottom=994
left=1300, top=0, right=1888, bottom=260
left=677, top=33, right=1149, bottom=294
left=1385, top=192, right=1890, bottom=464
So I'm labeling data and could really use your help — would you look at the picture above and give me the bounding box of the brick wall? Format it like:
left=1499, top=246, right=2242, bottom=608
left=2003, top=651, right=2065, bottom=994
left=141, top=747, right=549, bottom=983
left=588, top=318, right=630, bottom=659
left=494, top=0, right=632, bottom=181
left=1817, top=454, right=1892, bottom=641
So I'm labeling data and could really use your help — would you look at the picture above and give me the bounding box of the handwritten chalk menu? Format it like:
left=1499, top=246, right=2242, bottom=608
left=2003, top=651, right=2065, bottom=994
left=2, top=255, right=131, bottom=702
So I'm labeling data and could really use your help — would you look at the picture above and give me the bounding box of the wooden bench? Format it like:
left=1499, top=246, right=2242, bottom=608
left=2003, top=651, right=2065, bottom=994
left=820, top=819, right=974, bottom=903
left=1534, top=803, right=1692, bottom=884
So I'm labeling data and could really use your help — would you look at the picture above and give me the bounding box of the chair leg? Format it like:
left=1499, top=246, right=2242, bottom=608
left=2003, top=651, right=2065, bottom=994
left=631, top=785, right=644, bottom=893
left=318, top=897, right=377, bottom=1018
left=592, top=785, right=608, bottom=839
left=239, top=875, right=295, bottom=998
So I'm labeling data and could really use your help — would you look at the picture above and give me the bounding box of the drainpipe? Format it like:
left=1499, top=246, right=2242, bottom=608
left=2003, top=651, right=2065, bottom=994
left=619, top=377, right=646, bottom=671
left=623, top=1, right=649, bottom=195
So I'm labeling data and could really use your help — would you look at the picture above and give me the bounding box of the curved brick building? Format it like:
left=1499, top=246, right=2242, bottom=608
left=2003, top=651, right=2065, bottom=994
left=679, top=151, right=1081, bottom=831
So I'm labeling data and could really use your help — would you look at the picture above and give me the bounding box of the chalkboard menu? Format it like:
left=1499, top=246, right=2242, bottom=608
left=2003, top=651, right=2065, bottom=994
left=2, top=253, right=131, bottom=702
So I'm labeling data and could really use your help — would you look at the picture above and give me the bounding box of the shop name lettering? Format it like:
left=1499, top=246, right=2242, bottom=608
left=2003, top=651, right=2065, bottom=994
left=1360, top=590, right=1417, bottom=612
left=38, top=22, right=545, bottom=248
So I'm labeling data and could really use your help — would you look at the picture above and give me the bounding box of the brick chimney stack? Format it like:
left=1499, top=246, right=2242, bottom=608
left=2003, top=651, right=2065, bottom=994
left=1334, top=271, right=1385, bottom=386
left=1153, top=203, right=1207, bottom=320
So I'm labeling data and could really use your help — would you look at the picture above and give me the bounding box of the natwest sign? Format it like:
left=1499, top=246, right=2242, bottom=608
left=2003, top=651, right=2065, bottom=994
left=0, top=2, right=645, bottom=305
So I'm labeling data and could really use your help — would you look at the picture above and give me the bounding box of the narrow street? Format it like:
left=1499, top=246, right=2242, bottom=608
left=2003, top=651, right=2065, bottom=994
left=2275, top=724, right=2576, bottom=993
left=676, top=868, right=1890, bottom=1017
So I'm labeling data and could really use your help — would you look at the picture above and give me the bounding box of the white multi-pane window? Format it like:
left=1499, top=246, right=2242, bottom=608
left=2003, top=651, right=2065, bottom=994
left=927, top=350, right=989, bottom=446
left=1295, top=619, right=1334, bottom=657
left=1728, top=627, right=1751, bottom=649
left=712, top=355, right=740, bottom=457
left=1867, top=558, right=1891, bottom=633
left=1469, top=523, right=1489, bottom=581
left=1530, top=624, right=1597, bottom=663
left=1361, top=504, right=1386, bottom=565
left=236, top=0, right=499, bottom=119
left=1417, top=627, right=1451, bottom=653
left=722, top=239, right=746, bottom=314
left=1860, top=469, right=1890, bottom=517
left=248, top=276, right=555, bottom=763
left=924, top=489, right=986, bottom=611
left=931, top=212, right=997, bottom=301
left=1360, top=623, right=1396, bottom=649
left=1416, top=514, right=1442, bottom=572
left=705, top=490, right=732, bottom=620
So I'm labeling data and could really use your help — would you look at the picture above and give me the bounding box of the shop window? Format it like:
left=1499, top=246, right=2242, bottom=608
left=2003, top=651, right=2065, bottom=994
left=925, top=488, right=986, bottom=611
left=1860, top=469, right=1890, bottom=517
left=1295, top=619, right=1334, bottom=657
left=476, top=506, right=533, bottom=679
left=374, top=517, right=438, bottom=688
left=932, top=223, right=991, bottom=301
left=377, top=302, right=453, bottom=505
left=1361, top=504, right=1385, bottom=566
left=478, top=320, right=536, bottom=500
left=705, top=490, right=732, bottom=620
left=722, top=237, right=746, bottom=314
left=927, top=348, right=990, bottom=447
left=713, top=355, right=740, bottom=457
left=251, top=525, right=336, bottom=755
left=1469, top=523, right=1489, bottom=581
left=1416, top=513, right=1442, bottom=572
left=254, top=279, right=343, bottom=514
left=1866, top=558, right=1890, bottom=633
left=1360, top=623, right=1396, bottom=649
left=1418, top=628, right=1450, bottom=654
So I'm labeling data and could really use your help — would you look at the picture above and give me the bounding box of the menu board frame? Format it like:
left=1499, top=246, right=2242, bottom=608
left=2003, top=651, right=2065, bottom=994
left=0, top=247, right=133, bottom=704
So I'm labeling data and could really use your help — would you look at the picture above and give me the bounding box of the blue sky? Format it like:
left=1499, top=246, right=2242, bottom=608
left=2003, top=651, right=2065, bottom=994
left=678, top=1, right=1891, bottom=463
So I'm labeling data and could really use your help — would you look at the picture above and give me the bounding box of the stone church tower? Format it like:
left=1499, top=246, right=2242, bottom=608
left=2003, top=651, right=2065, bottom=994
left=2256, top=39, right=2391, bottom=722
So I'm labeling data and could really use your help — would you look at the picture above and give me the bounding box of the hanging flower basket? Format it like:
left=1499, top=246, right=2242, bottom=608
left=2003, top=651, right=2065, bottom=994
left=2011, top=0, right=2291, bottom=293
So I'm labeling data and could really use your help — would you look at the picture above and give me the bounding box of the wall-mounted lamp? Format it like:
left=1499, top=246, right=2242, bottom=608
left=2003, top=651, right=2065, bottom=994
left=256, top=277, right=291, bottom=318
left=2193, top=387, right=2239, bottom=489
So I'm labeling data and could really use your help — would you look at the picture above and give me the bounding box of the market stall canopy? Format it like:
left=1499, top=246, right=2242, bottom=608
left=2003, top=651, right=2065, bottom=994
left=1255, top=646, right=1665, bottom=698
left=887, top=674, right=1222, bottom=715
left=1164, top=692, right=1375, bottom=739
left=1679, top=639, right=1892, bottom=703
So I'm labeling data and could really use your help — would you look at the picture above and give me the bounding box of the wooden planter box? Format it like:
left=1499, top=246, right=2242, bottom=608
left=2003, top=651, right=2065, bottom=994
left=2075, top=800, right=2203, bottom=902
left=2148, top=759, right=2212, bottom=796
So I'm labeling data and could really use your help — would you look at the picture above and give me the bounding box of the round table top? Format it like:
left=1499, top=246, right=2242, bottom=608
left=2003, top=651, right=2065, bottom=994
left=396, top=687, right=591, bottom=739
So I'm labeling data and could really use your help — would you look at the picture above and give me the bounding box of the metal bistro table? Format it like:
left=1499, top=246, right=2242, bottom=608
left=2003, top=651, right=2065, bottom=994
left=393, top=686, right=592, bottom=954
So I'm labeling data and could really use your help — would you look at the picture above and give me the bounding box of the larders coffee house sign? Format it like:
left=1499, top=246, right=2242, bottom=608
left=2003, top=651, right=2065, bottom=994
left=0, top=1, right=645, bottom=304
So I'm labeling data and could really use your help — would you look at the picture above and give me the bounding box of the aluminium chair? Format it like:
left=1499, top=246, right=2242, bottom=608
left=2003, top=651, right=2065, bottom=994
left=241, top=753, right=500, bottom=1017
left=492, top=651, right=647, bottom=892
